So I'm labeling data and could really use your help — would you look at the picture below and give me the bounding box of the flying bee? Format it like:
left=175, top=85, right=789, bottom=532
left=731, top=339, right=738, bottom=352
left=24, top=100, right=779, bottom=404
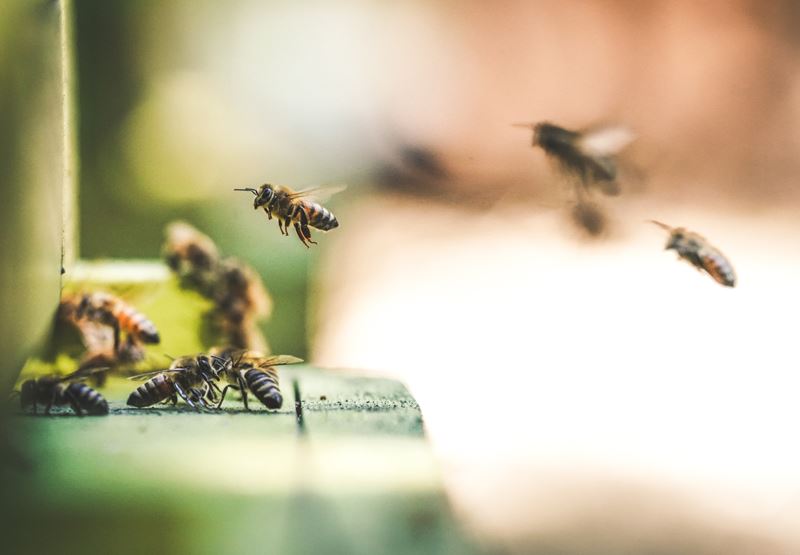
left=126, top=355, right=229, bottom=411
left=210, top=348, right=303, bottom=411
left=650, top=221, right=736, bottom=287
left=213, top=258, right=272, bottom=351
left=234, top=184, right=343, bottom=248
left=60, top=292, right=160, bottom=355
left=15, top=368, right=109, bottom=416
left=514, top=122, right=635, bottom=196
left=162, top=221, right=221, bottom=296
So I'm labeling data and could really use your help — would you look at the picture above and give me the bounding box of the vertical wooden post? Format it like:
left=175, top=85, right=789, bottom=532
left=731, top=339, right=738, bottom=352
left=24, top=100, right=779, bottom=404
left=0, top=0, right=76, bottom=392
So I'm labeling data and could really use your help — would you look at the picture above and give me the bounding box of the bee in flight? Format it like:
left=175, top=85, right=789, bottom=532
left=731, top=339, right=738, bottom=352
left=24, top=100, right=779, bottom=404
left=649, top=221, right=736, bottom=287
left=210, top=348, right=303, bottom=411
left=60, top=292, right=160, bottom=356
left=15, top=368, right=109, bottom=416
left=234, top=184, right=343, bottom=248
left=514, top=121, right=635, bottom=196
left=126, top=354, right=229, bottom=411
left=162, top=221, right=221, bottom=296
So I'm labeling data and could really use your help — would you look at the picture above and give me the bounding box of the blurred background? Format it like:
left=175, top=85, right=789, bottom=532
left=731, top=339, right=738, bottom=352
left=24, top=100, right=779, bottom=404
left=7, top=0, right=800, bottom=552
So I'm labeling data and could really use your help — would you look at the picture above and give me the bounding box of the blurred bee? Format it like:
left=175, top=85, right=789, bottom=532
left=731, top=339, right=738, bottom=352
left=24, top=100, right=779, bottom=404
left=514, top=122, right=635, bottom=196
left=211, top=348, right=302, bottom=411
left=570, top=201, right=607, bottom=237
left=213, top=258, right=272, bottom=351
left=162, top=221, right=221, bottom=296
left=234, top=184, right=343, bottom=247
left=650, top=221, right=736, bottom=287
left=15, top=368, right=109, bottom=416
left=60, top=292, right=160, bottom=355
left=126, top=354, right=228, bottom=411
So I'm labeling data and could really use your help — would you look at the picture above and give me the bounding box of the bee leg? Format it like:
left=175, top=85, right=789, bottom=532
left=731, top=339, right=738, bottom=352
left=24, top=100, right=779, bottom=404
left=293, top=222, right=310, bottom=248
left=173, top=383, right=199, bottom=411
left=215, top=385, right=236, bottom=409
left=238, top=375, right=250, bottom=411
left=65, top=390, right=84, bottom=417
left=302, top=225, right=317, bottom=245
left=170, top=394, right=178, bottom=405
left=263, top=207, right=272, bottom=220
left=278, top=218, right=285, bottom=235
left=297, top=208, right=316, bottom=245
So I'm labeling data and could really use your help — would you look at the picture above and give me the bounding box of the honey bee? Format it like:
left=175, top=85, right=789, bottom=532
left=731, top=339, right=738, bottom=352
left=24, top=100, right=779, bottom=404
left=234, top=184, right=343, bottom=247
left=213, top=258, right=272, bottom=351
left=650, top=221, right=736, bottom=287
left=16, top=368, right=109, bottom=416
left=162, top=221, right=221, bottom=296
left=60, top=292, right=160, bottom=355
left=210, top=348, right=303, bottom=411
left=126, top=355, right=228, bottom=411
left=514, top=122, right=635, bottom=196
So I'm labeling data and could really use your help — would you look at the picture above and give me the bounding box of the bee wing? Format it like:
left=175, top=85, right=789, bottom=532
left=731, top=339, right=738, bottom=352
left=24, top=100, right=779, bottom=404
left=287, top=185, right=347, bottom=202
left=126, top=368, right=187, bottom=380
left=577, top=126, right=635, bottom=157
left=62, top=366, right=112, bottom=382
left=256, top=355, right=304, bottom=367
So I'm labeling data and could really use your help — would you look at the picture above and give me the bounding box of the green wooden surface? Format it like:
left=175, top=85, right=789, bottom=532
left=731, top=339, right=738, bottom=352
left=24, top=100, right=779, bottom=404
left=3, top=367, right=481, bottom=555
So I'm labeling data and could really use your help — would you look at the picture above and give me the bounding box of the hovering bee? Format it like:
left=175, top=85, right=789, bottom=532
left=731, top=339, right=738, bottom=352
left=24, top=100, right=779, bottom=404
left=61, top=292, right=160, bottom=355
left=234, top=184, right=343, bottom=247
left=15, top=368, right=109, bottom=416
left=162, top=221, right=221, bottom=296
left=126, top=355, right=228, bottom=411
left=210, top=348, right=303, bottom=411
left=650, top=221, right=736, bottom=287
left=514, top=122, right=635, bottom=196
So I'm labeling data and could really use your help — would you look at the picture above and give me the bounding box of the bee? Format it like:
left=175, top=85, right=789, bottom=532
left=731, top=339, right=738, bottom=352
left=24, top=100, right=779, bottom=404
left=213, top=258, right=271, bottom=351
left=514, top=122, right=635, bottom=196
left=162, top=221, right=221, bottom=296
left=126, top=355, right=228, bottom=411
left=15, top=368, right=109, bottom=416
left=234, top=184, right=343, bottom=247
left=61, top=292, right=160, bottom=355
left=650, top=221, right=736, bottom=287
left=210, top=348, right=303, bottom=411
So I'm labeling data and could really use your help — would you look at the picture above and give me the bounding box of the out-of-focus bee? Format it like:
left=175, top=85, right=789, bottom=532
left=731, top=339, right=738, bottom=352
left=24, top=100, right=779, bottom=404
left=570, top=201, right=607, bottom=237
left=234, top=184, right=343, bottom=247
left=126, top=355, right=228, bottom=411
left=211, top=348, right=302, bottom=411
left=514, top=122, right=635, bottom=196
left=213, top=258, right=272, bottom=351
left=650, top=221, right=736, bottom=287
left=162, top=221, right=221, bottom=295
left=60, top=292, right=160, bottom=355
left=15, top=368, right=109, bottom=416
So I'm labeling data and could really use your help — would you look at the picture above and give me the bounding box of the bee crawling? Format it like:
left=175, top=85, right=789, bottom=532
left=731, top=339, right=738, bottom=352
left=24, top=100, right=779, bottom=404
left=514, top=121, right=635, bottom=196
left=210, top=348, right=303, bottom=411
left=15, top=368, right=109, bottom=416
left=234, top=184, right=343, bottom=248
left=126, top=355, right=229, bottom=411
left=650, top=220, right=736, bottom=287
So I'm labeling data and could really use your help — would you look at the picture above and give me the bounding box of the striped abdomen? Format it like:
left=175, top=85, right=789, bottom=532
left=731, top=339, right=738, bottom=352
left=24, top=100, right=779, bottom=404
left=127, top=375, right=174, bottom=407
left=300, top=201, right=338, bottom=231
left=111, top=301, right=160, bottom=344
left=697, top=247, right=736, bottom=287
left=65, top=383, right=109, bottom=415
left=244, top=368, right=283, bottom=409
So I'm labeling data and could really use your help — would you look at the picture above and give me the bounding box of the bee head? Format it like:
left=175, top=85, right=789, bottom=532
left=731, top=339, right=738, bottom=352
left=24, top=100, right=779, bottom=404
left=197, top=356, right=220, bottom=382
left=533, top=122, right=575, bottom=150
left=254, top=184, right=275, bottom=210
left=19, top=380, right=36, bottom=409
left=665, top=230, right=684, bottom=251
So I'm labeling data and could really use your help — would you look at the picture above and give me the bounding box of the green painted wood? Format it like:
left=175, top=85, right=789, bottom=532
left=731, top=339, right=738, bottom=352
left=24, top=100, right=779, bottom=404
left=3, top=367, right=481, bottom=555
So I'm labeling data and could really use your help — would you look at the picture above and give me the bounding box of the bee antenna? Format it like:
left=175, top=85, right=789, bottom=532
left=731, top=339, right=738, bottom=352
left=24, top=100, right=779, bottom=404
left=647, top=220, right=672, bottom=231
left=234, top=188, right=259, bottom=196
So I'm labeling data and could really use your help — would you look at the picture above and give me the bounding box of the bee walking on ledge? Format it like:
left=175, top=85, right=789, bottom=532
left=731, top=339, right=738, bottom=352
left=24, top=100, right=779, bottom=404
left=650, top=220, right=736, bottom=287
left=15, top=368, right=109, bottom=416
left=127, top=355, right=228, bottom=411
left=234, top=184, right=343, bottom=247
left=211, top=348, right=303, bottom=411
